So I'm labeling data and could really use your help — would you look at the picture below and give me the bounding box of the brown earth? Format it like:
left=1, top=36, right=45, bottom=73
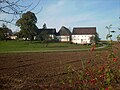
left=0, top=42, right=120, bottom=90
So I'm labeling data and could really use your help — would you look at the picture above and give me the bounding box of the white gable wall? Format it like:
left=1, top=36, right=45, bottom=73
left=57, top=36, right=70, bottom=42
left=10, top=36, right=17, bottom=40
left=72, top=34, right=95, bottom=44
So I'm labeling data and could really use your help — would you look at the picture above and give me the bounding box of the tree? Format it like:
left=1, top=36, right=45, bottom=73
left=40, top=31, right=49, bottom=41
left=95, top=33, right=100, bottom=43
left=90, top=33, right=100, bottom=44
left=106, top=24, right=113, bottom=41
left=0, top=24, right=12, bottom=40
left=117, top=34, right=120, bottom=43
left=0, top=27, right=5, bottom=40
left=37, top=23, right=49, bottom=41
left=43, top=23, right=47, bottom=29
left=117, top=17, right=120, bottom=43
left=0, top=0, right=41, bottom=24
left=16, top=11, right=38, bottom=40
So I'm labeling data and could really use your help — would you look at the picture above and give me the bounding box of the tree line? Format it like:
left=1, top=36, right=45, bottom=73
left=0, top=11, right=120, bottom=43
left=0, top=24, right=12, bottom=40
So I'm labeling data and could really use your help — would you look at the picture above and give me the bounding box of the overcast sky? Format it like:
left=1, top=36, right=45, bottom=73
left=0, top=0, right=120, bottom=40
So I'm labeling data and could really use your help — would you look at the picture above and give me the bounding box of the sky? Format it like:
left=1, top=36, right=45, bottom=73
left=0, top=0, right=120, bottom=40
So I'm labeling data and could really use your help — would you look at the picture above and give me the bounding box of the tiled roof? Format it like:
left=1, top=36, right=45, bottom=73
left=38, top=28, right=56, bottom=35
left=58, top=26, right=71, bottom=35
left=72, top=27, right=96, bottom=35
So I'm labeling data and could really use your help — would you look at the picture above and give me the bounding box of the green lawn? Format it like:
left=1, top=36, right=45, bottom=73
left=0, top=40, right=95, bottom=53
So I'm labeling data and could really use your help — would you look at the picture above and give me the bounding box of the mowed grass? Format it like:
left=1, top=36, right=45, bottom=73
left=0, top=40, right=93, bottom=53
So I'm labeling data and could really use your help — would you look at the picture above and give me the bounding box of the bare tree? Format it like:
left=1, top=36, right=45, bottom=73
left=0, top=0, right=42, bottom=24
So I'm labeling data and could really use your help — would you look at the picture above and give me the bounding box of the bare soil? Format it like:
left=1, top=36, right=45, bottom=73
left=0, top=43, right=120, bottom=90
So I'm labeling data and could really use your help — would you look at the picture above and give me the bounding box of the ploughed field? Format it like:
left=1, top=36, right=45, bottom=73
left=0, top=43, right=120, bottom=90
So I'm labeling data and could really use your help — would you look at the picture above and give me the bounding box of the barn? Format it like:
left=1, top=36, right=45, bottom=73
left=57, top=26, right=71, bottom=42
left=71, top=27, right=96, bottom=44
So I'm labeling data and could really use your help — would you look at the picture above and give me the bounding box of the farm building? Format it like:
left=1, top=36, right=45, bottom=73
left=20, top=24, right=98, bottom=44
left=57, top=26, right=71, bottom=42
left=10, top=36, right=17, bottom=40
left=38, top=26, right=97, bottom=44
left=71, top=27, right=96, bottom=44
left=38, top=28, right=57, bottom=40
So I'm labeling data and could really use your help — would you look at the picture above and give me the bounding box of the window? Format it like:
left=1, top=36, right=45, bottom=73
left=81, top=39, right=83, bottom=42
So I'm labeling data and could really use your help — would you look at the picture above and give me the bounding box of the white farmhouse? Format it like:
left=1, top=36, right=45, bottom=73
left=71, top=27, right=96, bottom=44
left=57, top=26, right=71, bottom=42
left=10, top=36, right=17, bottom=40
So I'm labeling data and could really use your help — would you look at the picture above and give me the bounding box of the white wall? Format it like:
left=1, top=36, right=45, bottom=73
left=72, top=35, right=94, bottom=44
left=49, top=35, right=55, bottom=39
left=10, top=36, right=17, bottom=40
left=57, top=36, right=70, bottom=42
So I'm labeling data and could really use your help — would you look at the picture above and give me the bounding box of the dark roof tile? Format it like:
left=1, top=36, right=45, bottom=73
left=72, top=27, right=96, bottom=35
left=38, top=28, right=56, bottom=34
left=58, top=26, right=71, bottom=35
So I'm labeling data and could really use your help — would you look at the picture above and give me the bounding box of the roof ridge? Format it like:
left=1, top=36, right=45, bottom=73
left=74, top=27, right=96, bottom=29
left=72, top=27, right=96, bottom=35
left=58, top=26, right=71, bottom=35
